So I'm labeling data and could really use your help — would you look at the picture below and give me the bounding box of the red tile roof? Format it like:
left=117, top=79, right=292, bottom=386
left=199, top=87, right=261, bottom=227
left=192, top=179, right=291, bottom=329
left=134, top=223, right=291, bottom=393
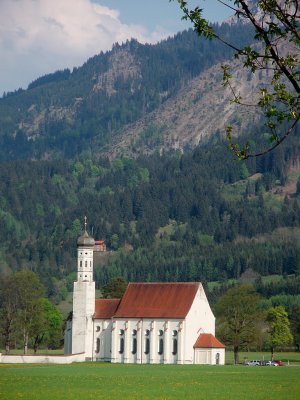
left=194, top=333, right=225, bottom=349
left=93, top=299, right=120, bottom=319
left=114, top=282, right=200, bottom=318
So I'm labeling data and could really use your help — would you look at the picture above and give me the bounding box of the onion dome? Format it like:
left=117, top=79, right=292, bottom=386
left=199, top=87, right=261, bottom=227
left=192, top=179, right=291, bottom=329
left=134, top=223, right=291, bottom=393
left=77, top=216, right=95, bottom=247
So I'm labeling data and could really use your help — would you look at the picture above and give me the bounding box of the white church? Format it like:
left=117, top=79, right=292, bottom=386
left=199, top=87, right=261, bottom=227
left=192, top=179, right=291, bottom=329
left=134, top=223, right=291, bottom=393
left=64, top=222, right=225, bottom=365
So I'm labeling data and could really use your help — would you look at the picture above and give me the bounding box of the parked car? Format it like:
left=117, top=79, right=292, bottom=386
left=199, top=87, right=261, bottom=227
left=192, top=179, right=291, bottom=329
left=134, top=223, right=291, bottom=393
left=274, top=360, right=283, bottom=366
left=246, top=360, right=261, bottom=366
left=265, top=361, right=278, bottom=366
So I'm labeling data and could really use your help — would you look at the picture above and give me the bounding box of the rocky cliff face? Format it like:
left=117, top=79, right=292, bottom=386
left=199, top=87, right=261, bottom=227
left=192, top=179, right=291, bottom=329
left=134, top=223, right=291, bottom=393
left=106, top=57, right=268, bottom=158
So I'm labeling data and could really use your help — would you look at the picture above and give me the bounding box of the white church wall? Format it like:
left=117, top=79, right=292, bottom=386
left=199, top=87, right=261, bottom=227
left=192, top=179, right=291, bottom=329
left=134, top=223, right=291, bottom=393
left=111, top=318, right=184, bottom=364
left=184, top=284, right=215, bottom=364
left=94, top=319, right=113, bottom=361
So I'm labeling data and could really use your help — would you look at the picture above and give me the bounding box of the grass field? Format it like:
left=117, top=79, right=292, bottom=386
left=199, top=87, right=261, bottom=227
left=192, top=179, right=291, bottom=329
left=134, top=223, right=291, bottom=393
left=0, top=363, right=299, bottom=400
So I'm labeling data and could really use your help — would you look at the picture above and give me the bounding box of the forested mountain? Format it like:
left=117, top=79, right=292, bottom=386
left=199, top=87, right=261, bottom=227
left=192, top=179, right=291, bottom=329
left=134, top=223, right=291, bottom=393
left=0, top=133, right=299, bottom=301
left=0, top=17, right=299, bottom=306
left=0, top=23, right=254, bottom=160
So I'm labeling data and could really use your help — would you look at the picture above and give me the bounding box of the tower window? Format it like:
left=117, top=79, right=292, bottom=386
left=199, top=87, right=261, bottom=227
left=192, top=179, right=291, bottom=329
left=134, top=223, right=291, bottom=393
left=80, top=261, right=82, bottom=268
left=85, top=261, right=87, bottom=268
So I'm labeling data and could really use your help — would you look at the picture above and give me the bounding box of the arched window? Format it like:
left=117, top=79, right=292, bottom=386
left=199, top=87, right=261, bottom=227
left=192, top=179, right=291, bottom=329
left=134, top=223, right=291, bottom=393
left=80, top=260, right=82, bottom=268
left=96, top=338, right=100, bottom=353
left=119, top=329, right=125, bottom=354
left=158, top=329, right=163, bottom=337
left=119, top=338, right=124, bottom=354
left=172, top=339, right=178, bottom=355
left=158, top=338, right=164, bottom=355
left=96, top=326, right=100, bottom=332
left=144, top=338, right=150, bottom=354
left=132, top=338, right=137, bottom=354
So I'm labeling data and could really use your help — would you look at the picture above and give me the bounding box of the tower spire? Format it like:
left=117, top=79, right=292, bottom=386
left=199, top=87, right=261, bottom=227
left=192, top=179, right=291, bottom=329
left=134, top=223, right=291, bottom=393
left=84, top=215, right=87, bottom=232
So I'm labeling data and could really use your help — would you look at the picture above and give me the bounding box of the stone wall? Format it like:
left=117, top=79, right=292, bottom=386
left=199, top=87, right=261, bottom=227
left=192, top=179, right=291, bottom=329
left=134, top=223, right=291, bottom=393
left=0, top=352, right=85, bottom=364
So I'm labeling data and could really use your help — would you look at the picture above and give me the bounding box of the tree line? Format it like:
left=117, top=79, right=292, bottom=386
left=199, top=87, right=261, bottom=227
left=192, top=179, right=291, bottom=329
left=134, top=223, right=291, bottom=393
left=0, top=271, right=62, bottom=354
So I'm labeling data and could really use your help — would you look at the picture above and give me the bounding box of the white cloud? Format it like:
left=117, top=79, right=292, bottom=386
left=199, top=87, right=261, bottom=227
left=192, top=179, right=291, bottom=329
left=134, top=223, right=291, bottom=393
left=0, top=0, right=171, bottom=94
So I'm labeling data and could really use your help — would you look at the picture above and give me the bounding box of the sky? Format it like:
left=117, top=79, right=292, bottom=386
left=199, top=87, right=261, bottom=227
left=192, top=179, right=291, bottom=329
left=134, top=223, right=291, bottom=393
left=0, top=0, right=232, bottom=95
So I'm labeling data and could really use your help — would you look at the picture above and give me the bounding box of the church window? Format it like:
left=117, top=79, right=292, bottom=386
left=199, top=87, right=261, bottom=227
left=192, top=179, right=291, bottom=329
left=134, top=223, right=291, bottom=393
left=158, top=338, right=164, bottom=355
left=96, top=326, right=100, bottom=332
left=172, top=339, right=178, bottom=355
left=172, top=330, right=178, bottom=337
left=85, top=261, right=87, bottom=268
left=144, top=338, right=150, bottom=354
left=132, top=329, right=137, bottom=336
left=96, top=338, right=100, bottom=353
left=119, top=338, right=124, bottom=354
left=132, top=338, right=137, bottom=354
left=80, top=261, right=82, bottom=268
left=158, top=329, right=163, bottom=336
left=145, top=329, right=150, bottom=336
left=119, top=329, right=124, bottom=336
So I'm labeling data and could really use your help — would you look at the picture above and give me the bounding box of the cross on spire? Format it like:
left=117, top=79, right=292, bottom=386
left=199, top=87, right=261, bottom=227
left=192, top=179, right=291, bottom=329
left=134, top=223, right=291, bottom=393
left=84, top=216, right=87, bottom=231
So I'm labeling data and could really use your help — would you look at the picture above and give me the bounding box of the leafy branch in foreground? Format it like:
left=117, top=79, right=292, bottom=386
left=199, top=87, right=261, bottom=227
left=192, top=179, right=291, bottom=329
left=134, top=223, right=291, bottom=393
left=173, top=0, right=300, bottom=159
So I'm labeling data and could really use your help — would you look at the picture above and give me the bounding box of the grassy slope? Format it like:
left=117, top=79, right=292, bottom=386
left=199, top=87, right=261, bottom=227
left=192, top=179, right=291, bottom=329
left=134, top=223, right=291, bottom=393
left=0, top=363, right=299, bottom=400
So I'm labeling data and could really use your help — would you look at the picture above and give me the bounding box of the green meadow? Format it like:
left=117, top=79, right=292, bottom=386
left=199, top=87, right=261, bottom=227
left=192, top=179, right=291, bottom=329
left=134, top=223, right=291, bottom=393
left=0, top=363, right=299, bottom=400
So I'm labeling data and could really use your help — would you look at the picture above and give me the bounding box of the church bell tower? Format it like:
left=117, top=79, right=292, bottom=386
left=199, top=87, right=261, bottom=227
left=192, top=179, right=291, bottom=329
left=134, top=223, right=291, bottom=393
left=71, top=217, right=95, bottom=360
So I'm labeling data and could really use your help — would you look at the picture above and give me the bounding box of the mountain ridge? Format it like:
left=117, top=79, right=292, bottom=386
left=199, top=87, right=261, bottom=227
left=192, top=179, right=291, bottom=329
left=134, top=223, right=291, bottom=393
left=0, top=24, right=255, bottom=161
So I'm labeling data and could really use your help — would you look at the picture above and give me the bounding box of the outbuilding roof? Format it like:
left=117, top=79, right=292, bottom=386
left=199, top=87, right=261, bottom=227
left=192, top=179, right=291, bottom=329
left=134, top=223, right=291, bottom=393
left=193, top=333, right=225, bottom=349
left=93, top=299, right=120, bottom=319
left=114, top=282, right=200, bottom=318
